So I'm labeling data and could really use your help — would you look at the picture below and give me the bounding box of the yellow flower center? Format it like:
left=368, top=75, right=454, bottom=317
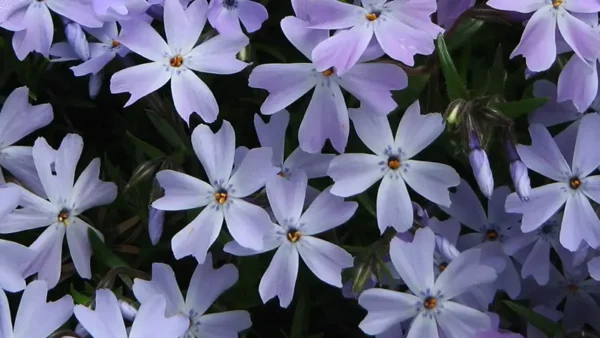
left=58, top=210, right=70, bottom=225
left=365, top=13, right=379, bottom=21
left=287, top=230, right=302, bottom=243
left=439, top=263, right=447, bottom=272
left=215, top=192, right=228, bottom=205
left=570, top=178, right=581, bottom=190
left=170, top=55, right=183, bottom=67
left=486, top=230, right=498, bottom=241
left=322, top=68, right=334, bottom=77
left=387, top=159, right=401, bottom=170
left=423, top=297, right=437, bottom=309
left=552, top=0, right=563, bottom=8
left=111, top=40, right=120, bottom=48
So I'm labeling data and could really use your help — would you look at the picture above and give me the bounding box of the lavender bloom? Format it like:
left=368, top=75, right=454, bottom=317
left=358, top=228, right=497, bottom=337
left=133, top=253, right=252, bottom=338
left=469, top=131, right=494, bottom=199
left=437, top=0, right=475, bottom=28
left=0, top=134, right=118, bottom=288
left=0, top=238, right=33, bottom=293
left=307, top=0, right=442, bottom=75
left=249, top=17, right=406, bottom=153
left=65, top=21, right=90, bottom=61
left=0, top=280, right=74, bottom=338
left=91, top=0, right=151, bottom=21
left=75, top=22, right=131, bottom=77
left=0, top=0, right=102, bottom=60
left=441, top=180, right=522, bottom=299
left=328, top=102, right=460, bottom=233
left=75, top=289, right=189, bottom=338
left=207, top=0, right=268, bottom=37
left=505, top=136, right=531, bottom=201
left=110, top=0, right=249, bottom=124
left=224, top=172, right=357, bottom=308
left=505, top=113, right=600, bottom=251
left=148, top=206, right=165, bottom=245
left=152, top=121, right=278, bottom=262
left=0, top=86, right=53, bottom=196
left=486, top=0, right=600, bottom=72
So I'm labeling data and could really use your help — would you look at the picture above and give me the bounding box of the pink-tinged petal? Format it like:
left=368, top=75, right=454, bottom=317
left=560, top=192, right=600, bottom=250
left=249, top=63, right=316, bottom=115
left=571, top=113, right=600, bottom=177
left=358, top=288, right=419, bottom=335
left=389, top=228, right=435, bottom=297
left=228, top=147, right=278, bottom=197
left=563, top=0, right=600, bottom=12
left=311, top=24, right=373, bottom=75
left=71, top=50, right=116, bottom=76
left=297, top=236, right=353, bottom=287
left=224, top=199, right=270, bottom=250
left=338, top=62, right=406, bottom=114
left=436, top=249, right=497, bottom=299
left=517, top=124, right=571, bottom=182
left=25, top=224, right=66, bottom=289
left=395, top=101, right=445, bottom=158
left=185, top=34, right=249, bottom=74
left=71, top=158, right=117, bottom=214
left=348, top=107, right=394, bottom=156
left=12, top=4, right=53, bottom=61
left=129, top=296, right=189, bottom=338
left=307, top=0, right=365, bottom=29
left=132, top=263, right=184, bottom=316
left=328, top=153, right=384, bottom=197
left=298, top=83, right=349, bottom=153
left=47, top=0, right=102, bottom=27
left=237, top=0, right=267, bottom=33
left=171, top=69, right=218, bottom=123
left=191, top=121, right=235, bottom=185
left=153, top=170, right=213, bottom=210
left=486, top=0, right=547, bottom=12
left=374, top=16, right=435, bottom=67
left=440, top=179, right=488, bottom=231
left=266, top=172, right=307, bottom=226
left=171, top=206, right=223, bottom=263
left=254, top=111, right=288, bottom=166
left=530, top=79, right=582, bottom=127
left=407, top=314, right=438, bottom=338
left=558, top=10, right=600, bottom=66
left=110, top=62, right=171, bottom=107
left=118, top=19, right=169, bottom=61
left=209, top=4, right=243, bottom=37
left=510, top=7, right=556, bottom=72
left=281, top=16, right=329, bottom=60
left=298, top=187, right=357, bottom=235
left=187, top=253, right=239, bottom=315
left=401, top=160, right=460, bottom=207
left=66, top=218, right=99, bottom=280
left=505, top=183, right=568, bottom=233
left=557, top=55, right=598, bottom=113
left=436, top=301, right=491, bottom=337
left=258, top=243, right=299, bottom=308
left=196, top=311, right=252, bottom=337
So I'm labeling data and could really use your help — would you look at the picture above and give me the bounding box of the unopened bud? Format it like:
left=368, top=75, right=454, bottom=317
left=65, top=22, right=90, bottom=60
left=148, top=207, right=165, bottom=245
left=445, top=99, right=467, bottom=126
left=469, top=132, right=494, bottom=198
left=119, top=299, right=138, bottom=321
left=510, top=160, right=530, bottom=202
left=434, top=234, right=460, bottom=262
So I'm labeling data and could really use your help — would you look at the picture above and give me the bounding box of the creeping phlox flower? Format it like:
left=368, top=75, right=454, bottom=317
left=152, top=120, right=278, bottom=263
left=224, top=171, right=357, bottom=308
left=110, top=0, right=249, bottom=124
left=468, top=131, right=495, bottom=199
left=207, top=0, right=268, bottom=37
left=0, top=0, right=102, bottom=61
left=75, top=289, right=189, bottom=338
left=249, top=15, right=407, bottom=153
left=91, top=0, right=151, bottom=21
left=307, top=0, right=441, bottom=75
left=0, top=86, right=53, bottom=196
left=0, top=280, right=74, bottom=338
left=133, top=253, right=252, bottom=338
left=437, top=0, right=475, bottom=28
left=358, top=228, right=498, bottom=338
left=328, top=101, right=460, bottom=233
left=0, top=134, right=118, bottom=288
left=505, top=113, right=600, bottom=251
left=486, top=0, right=600, bottom=72
left=0, top=237, right=33, bottom=293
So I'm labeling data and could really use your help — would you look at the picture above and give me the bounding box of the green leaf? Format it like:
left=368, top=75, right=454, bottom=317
left=290, top=288, right=308, bottom=338
left=89, top=228, right=129, bottom=269
left=503, top=301, right=564, bottom=337
left=490, top=97, right=548, bottom=119
left=446, top=18, right=485, bottom=52
left=484, top=45, right=507, bottom=96
left=436, top=35, right=469, bottom=101
left=146, top=111, right=188, bottom=151
left=126, top=131, right=166, bottom=159
left=70, top=284, right=91, bottom=305
left=123, top=159, right=164, bottom=195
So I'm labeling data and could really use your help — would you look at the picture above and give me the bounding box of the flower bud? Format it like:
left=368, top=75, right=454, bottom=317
left=149, top=207, right=165, bottom=245
left=510, top=160, right=530, bottom=201
left=444, top=99, right=467, bottom=126
left=65, top=22, right=90, bottom=61
left=468, top=132, right=494, bottom=198
left=411, top=202, right=429, bottom=228
left=89, top=72, right=102, bottom=99
left=434, top=234, right=460, bottom=262
left=119, top=299, right=138, bottom=321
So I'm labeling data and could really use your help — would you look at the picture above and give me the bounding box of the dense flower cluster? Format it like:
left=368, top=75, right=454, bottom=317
left=0, top=0, right=599, bottom=337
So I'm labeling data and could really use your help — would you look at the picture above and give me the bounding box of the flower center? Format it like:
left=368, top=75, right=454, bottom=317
left=322, top=68, right=334, bottom=77
left=365, top=11, right=381, bottom=21
left=486, top=230, right=498, bottom=241
left=387, top=157, right=401, bottom=170
left=111, top=40, right=120, bottom=48
left=170, top=55, right=183, bottom=68
left=223, top=0, right=238, bottom=7
left=423, top=296, right=437, bottom=309
left=568, top=284, right=579, bottom=293
left=439, top=262, right=448, bottom=272
left=214, top=192, right=228, bottom=205
left=570, top=177, right=581, bottom=190
left=287, top=230, right=302, bottom=243
left=552, top=0, right=563, bottom=8
left=57, top=209, right=70, bottom=225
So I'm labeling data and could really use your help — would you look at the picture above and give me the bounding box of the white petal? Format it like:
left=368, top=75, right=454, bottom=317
left=394, top=101, right=445, bottom=158
left=258, top=244, right=299, bottom=308
left=296, top=236, right=353, bottom=287
left=401, top=160, right=459, bottom=207
left=132, top=263, right=185, bottom=317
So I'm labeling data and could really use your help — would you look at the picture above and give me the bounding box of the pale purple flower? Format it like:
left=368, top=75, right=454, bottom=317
left=486, top=0, right=600, bottom=72
left=505, top=113, right=600, bottom=251
left=224, top=172, right=356, bottom=308
left=0, top=0, right=102, bottom=60
left=0, top=280, right=74, bottom=338
left=0, top=86, right=53, bottom=196
left=249, top=17, right=407, bottom=153
left=441, top=180, right=522, bottom=299
left=64, top=20, right=90, bottom=61
left=91, top=0, right=151, bottom=21
left=437, top=0, right=475, bottom=28
left=110, top=0, right=249, bottom=124
left=476, top=313, right=523, bottom=338
left=0, top=235, right=34, bottom=293
left=307, top=0, right=442, bottom=75
left=148, top=206, right=165, bottom=245
left=152, top=120, right=278, bottom=262
left=75, top=289, right=189, bottom=338
left=0, top=134, right=118, bottom=288
left=207, top=0, right=268, bottom=37
left=133, top=253, right=252, bottom=338
left=469, top=131, right=494, bottom=199
left=505, top=136, right=531, bottom=201
left=358, top=227, right=497, bottom=337
left=328, top=102, right=460, bottom=233
left=590, top=256, right=600, bottom=281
